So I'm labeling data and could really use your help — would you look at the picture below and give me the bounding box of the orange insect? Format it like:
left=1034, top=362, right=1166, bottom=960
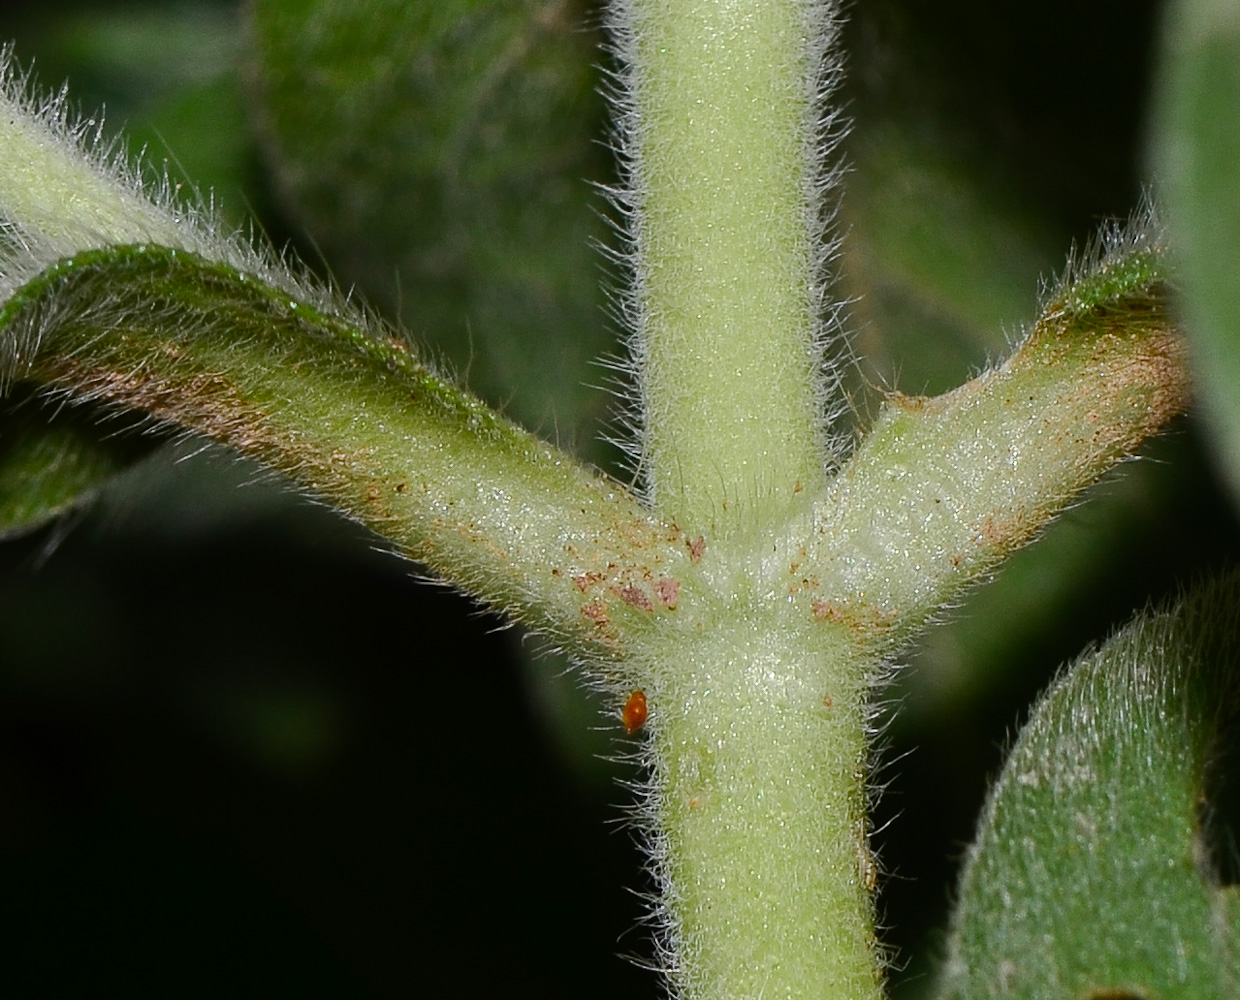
left=622, top=689, right=648, bottom=734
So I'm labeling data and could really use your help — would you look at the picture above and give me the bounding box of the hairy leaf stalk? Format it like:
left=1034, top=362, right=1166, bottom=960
left=0, top=246, right=693, bottom=655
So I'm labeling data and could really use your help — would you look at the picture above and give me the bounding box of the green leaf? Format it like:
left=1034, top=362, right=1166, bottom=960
left=841, top=121, right=1060, bottom=397
left=245, top=0, right=615, bottom=437
left=0, top=390, right=155, bottom=537
left=936, top=574, right=1240, bottom=999
left=1153, top=0, right=1240, bottom=503
left=0, top=3, right=251, bottom=532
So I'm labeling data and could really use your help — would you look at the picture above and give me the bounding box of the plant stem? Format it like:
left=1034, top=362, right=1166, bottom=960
left=0, top=245, right=690, bottom=653
left=635, top=604, right=883, bottom=1000
left=0, top=10, right=1198, bottom=999
left=0, top=84, right=183, bottom=253
left=800, top=241, right=1189, bottom=648
left=615, top=1, right=882, bottom=994
left=620, top=0, right=835, bottom=534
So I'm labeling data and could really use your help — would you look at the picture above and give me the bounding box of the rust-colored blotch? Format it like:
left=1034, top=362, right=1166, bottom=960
left=622, top=689, right=648, bottom=734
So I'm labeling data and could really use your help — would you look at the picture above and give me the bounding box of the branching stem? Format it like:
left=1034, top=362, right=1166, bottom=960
left=0, top=9, right=1199, bottom=1000
left=0, top=246, right=691, bottom=656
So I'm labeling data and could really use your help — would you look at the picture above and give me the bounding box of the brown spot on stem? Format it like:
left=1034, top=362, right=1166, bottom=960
left=811, top=597, right=896, bottom=638
left=976, top=511, right=1040, bottom=553
left=861, top=850, right=878, bottom=892
left=581, top=601, right=608, bottom=626
left=788, top=574, right=820, bottom=596
left=812, top=599, right=842, bottom=623
left=614, top=585, right=654, bottom=612
left=688, top=536, right=706, bottom=563
left=654, top=577, right=680, bottom=609
left=888, top=390, right=929, bottom=412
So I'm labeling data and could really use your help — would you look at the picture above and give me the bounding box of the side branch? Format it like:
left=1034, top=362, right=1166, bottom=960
left=795, top=235, right=1190, bottom=648
left=1, top=245, right=692, bottom=659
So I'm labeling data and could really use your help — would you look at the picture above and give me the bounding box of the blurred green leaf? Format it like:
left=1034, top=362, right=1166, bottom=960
left=0, top=391, right=154, bottom=537
left=936, top=574, right=1240, bottom=998
left=126, top=76, right=255, bottom=226
left=841, top=121, right=1060, bottom=398
left=3, top=3, right=243, bottom=174
left=246, top=0, right=616, bottom=439
left=1154, top=0, right=1240, bottom=505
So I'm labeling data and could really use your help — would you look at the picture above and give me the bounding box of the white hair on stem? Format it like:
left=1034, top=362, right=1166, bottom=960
left=598, top=0, right=855, bottom=504
left=0, top=46, right=374, bottom=330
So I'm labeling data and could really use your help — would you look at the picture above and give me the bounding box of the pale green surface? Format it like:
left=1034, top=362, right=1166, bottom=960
left=626, top=0, right=830, bottom=533
left=804, top=238, right=1182, bottom=646
left=620, top=3, right=884, bottom=994
left=0, top=52, right=297, bottom=309
left=0, top=245, right=689, bottom=657
left=0, top=87, right=182, bottom=260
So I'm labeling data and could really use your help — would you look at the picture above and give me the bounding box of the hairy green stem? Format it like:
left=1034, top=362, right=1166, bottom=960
left=615, top=1, right=885, bottom=995
left=800, top=258, right=1189, bottom=648
left=0, top=88, right=182, bottom=252
left=0, top=245, right=691, bottom=656
left=0, top=10, right=1199, bottom=1000
left=623, top=0, right=832, bottom=534
left=635, top=606, right=881, bottom=1000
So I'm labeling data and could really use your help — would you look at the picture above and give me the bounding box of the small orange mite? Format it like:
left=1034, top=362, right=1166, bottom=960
left=622, top=689, right=648, bottom=734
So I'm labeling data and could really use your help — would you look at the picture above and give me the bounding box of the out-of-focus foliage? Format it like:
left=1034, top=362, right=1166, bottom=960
left=0, top=2, right=248, bottom=539
left=937, top=574, right=1240, bottom=998
left=0, top=393, right=153, bottom=536
left=247, top=0, right=614, bottom=439
left=1155, top=0, right=1240, bottom=507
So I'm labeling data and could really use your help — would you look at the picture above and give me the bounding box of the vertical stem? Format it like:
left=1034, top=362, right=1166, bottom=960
left=615, top=0, right=878, bottom=994
left=637, top=609, right=883, bottom=1000
left=622, top=0, right=834, bottom=534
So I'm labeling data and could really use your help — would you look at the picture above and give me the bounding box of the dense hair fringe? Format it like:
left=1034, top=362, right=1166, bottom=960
left=1037, top=194, right=1168, bottom=322
left=596, top=0, right=856, bottom=503
left=0, top=44, right=403, bottom=392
